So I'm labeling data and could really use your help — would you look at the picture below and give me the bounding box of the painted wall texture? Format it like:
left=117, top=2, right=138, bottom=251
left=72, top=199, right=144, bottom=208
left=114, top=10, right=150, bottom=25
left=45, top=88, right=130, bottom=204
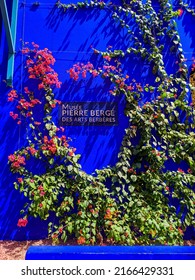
left=0, top=0, right=195, bottom=240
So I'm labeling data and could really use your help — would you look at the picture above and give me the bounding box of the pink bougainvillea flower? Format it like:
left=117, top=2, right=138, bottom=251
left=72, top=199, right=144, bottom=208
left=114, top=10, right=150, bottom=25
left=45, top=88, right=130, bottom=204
left=17, top=178, right=23, bottom=184
left=60, top=126, right=65, bottom=132
left=32, top=42, right=39, bottom=49
left=34, top=121, right=41, bottom=126
left=58, top=227, right=63, bottom=234
left=27, top=146, right=37, bottom=155
left=24, top=87, right=31, bottom=94
left=103, top=55, right=111, bottom=61
left=8, top=154, right=15, bottom=162
left=92, top=70, right=98, bottom=77
left=8, top=89, right=18, bottom=102
left=21, top=47, right=30, bottom=54
left=17, top=218, right=28, bottom=227
left=8, top=154, right=26, bottom=169
left=17, top=155, right=26, bottom=165
left=10, top=111, right=18, bottom=120
left=40, top=191, right=46, bottom=196
left=178, top=9, right=183, bottom=17
left=178, top=168, right=184, bottom=173
left=38, top=185, right=44, bottom=191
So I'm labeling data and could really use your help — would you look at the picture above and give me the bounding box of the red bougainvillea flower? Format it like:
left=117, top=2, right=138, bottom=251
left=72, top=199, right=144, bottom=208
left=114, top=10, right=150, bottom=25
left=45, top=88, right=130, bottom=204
left=10, top=111, right=18, bottom=120
left=23, top=45, right=62, bottom=90
left=103, top=55, right=111, bottom=61
left=178, top=168, right=184, bottom=173
left=34, top=121, right=41, bottom=126
left=8, top=90, right=18, bottom=101
left=8, top=154, right=15, bottom=162
left=32, top=42, right=39, bottom=49
left=21, top=47, right=30, bottom=54
left=8, top=154, right=26, bottom=169
left=17, top=218, right=28, bottom=227
left=178, top=227, right=183, bottom=235
left=41, top=136, right=59, bottom=155
left=17, top=178, right=23, bottom=184
left=68, top=148, right=76, bottom=157
left=77, top=236, right=86, bottom=245
left=59, top=127, right=64, bottom=132
left=40, top=191, right=46, bottom=197
left=58, top=227, right=63, bottom=234
left=52, top=234, right=58, bottom=239
left=54, top=99, right=62, bottom=105
left=38, top=185, right=44, bottom=191
left=178, top=9, right=183, bottom=17
left=104, top=208, right=112, bottom=219
left=92, top=70, right=99, bottom=77
left=27, top=146, right=37, bottom=155
left=17, top=156, right=26, bottom=165
left=24, top=87, right=31, bottom=94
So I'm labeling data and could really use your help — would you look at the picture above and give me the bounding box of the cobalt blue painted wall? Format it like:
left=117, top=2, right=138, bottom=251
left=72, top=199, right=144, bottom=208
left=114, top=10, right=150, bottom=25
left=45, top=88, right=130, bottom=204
left=0, top=0, right=195, bottom=240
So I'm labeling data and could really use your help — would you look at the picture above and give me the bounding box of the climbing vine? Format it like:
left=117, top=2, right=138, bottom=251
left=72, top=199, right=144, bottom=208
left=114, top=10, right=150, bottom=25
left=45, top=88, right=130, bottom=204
left=8, top=0, right=195, bottom=245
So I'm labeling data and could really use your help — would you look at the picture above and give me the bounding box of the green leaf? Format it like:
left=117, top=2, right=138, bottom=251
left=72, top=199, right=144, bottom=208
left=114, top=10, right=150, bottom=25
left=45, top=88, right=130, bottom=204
left=49, top=158, right=54, bottom=165
left=61, top=231, right=67, bottom=242
left=67, top=223, right=73, bottom=234
left=45, top=123, right=51, bottom=130
left=67, top=165, right=73, bottom=172
left=118, top=171, right=123, bottom=178
left=155, top=77, right=160, bottom=83
left=128, top=185, right=135, bottom=192
left=130, top=175, right=137, bottom=182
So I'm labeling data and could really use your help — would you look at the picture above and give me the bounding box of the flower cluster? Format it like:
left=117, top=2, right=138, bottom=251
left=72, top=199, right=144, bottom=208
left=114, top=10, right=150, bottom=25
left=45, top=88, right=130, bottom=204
left=8, top=91, right=42, bottom=124
left=26, top=146, right=38, bottom=156
left=68, top=62, right=94, bottom=81
left=38, top=185, right=46, bottom=197
left=8, top=154, right=26, bottom=169
left=41, top=135, right=69, bottom=155
left=8, top=90, right=18, bottom=102
left=9, top=111, right=19, bottom=121
left=68, top=55, right=146, bottom=97
left=22, top=42, right=61, bottom=90
left=8, top=23, right=195, bottom=246
left=8, top=44, right=64, bottom=127
left=41, top=136, right=58, bottom=155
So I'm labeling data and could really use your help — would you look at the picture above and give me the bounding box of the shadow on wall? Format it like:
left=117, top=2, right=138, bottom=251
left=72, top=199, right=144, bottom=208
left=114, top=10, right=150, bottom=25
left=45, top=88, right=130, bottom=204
left=0, top=2, right=133, bottom=240
left=1, top=0, right=195, bottom=240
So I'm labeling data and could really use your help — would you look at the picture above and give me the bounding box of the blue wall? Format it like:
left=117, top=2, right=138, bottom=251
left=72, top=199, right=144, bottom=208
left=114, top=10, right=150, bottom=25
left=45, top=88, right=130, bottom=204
left=0, top=0, right=195, bottom=240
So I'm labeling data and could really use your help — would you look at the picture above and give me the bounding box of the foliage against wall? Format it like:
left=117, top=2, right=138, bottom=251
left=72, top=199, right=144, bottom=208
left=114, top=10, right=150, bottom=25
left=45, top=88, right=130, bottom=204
left=7, top=0, right=195, bottom=244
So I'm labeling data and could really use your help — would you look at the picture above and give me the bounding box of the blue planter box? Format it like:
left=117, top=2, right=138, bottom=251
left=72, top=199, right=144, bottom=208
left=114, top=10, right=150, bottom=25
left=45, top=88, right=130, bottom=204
left=25, top=245, right=195, bottom=260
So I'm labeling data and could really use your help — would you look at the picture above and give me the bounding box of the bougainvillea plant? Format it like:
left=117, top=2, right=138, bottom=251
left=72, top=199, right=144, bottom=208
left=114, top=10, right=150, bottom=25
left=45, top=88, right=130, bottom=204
left=8, top=0, right=195, bottom=245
